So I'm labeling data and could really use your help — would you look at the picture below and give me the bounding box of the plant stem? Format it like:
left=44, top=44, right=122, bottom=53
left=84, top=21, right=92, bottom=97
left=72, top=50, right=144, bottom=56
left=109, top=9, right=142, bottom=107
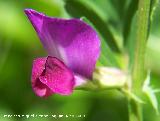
left=129, top=0, right=151, bottom=121
left=132, top=0, right=151, bottom=92
left=129, top=99, right=143, bottom=121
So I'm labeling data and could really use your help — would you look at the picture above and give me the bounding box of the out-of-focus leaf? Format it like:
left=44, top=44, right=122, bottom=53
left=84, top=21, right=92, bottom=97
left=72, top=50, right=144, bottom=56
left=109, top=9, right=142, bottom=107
left=65, top=0, right=121, bottom=53
left=22, top=0, right=64, bottom=17
left=125, top=12, right=138, bottom=69
left=0, top=0, right=64, bottom=49
left=93, top=0, right=128, bottom=36
left=147, top=35, right=160, bottom=74
left=0, top=1, right=34, bottom=46
left=150, top=0, right=159, bottom=22
left=146, top=5, right=160, bottom=75
left=93, top=0, right=118, bottom=21
left=93, top=0, right=129, bottom=50
left=0, top=38, right=12, bottom=74
left=149, top=0, right=160, bottom=35
left=123, top=0, right=138, bottom=46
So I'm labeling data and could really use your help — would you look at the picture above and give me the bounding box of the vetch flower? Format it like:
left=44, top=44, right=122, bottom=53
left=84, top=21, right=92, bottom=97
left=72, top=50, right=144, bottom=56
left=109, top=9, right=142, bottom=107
left=24, top=9, right=100, bottom=97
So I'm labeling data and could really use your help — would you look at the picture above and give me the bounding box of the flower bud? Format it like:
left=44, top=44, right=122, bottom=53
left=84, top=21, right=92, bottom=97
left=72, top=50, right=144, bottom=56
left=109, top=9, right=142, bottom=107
left=93, top=67, right=127, bottom=89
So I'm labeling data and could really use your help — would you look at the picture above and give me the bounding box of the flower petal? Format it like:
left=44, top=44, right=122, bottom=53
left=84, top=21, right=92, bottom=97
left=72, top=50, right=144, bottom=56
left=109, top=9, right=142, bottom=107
left=25, top=9, right=100, bottom=79
left=32, top=57, right=53, bottom=97
left=74, top=74, right=88, bottom=87
left=32, top=56, right=75, bottom=97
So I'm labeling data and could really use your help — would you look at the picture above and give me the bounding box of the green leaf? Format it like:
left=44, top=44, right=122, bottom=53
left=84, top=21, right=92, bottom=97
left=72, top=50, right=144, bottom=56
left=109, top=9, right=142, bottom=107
left=125, top=13, right=138, bottom=69
left=123, top=0, right=138, bottom=46
left=64, top=0, right=121, bottom=53
left=142, top=72, right=159, bottom=114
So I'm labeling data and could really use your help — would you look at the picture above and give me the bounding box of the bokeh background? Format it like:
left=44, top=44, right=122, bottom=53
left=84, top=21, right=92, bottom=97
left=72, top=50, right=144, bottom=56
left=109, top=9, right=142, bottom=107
left=0, top=0, right=160, bottom=121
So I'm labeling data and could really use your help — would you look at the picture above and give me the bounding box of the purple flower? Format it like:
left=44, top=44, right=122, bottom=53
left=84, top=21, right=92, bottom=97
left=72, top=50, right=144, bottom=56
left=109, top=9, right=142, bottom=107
left=24, top=9, right=100, bottom=97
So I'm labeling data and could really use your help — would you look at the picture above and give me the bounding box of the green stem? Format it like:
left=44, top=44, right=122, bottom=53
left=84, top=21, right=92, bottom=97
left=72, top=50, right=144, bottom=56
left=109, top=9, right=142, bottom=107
left=132, top=0, right=151, bottom=92
left=129, top=99, right=143, bottom=121
left=129, top=0, right=151, bottom=121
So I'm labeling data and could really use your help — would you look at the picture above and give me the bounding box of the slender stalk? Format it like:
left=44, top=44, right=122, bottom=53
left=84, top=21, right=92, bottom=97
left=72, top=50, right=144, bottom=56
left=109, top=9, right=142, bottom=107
left=132, top=0, right=151, bottom=92
left=128, top=99, right=143, bottom=121
left=129, top=0, right=151, bottom=121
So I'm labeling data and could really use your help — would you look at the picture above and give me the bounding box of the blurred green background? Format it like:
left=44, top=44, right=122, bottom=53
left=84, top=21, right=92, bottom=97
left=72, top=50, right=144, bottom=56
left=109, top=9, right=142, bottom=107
left=0, top=0, right=160, bottom=121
